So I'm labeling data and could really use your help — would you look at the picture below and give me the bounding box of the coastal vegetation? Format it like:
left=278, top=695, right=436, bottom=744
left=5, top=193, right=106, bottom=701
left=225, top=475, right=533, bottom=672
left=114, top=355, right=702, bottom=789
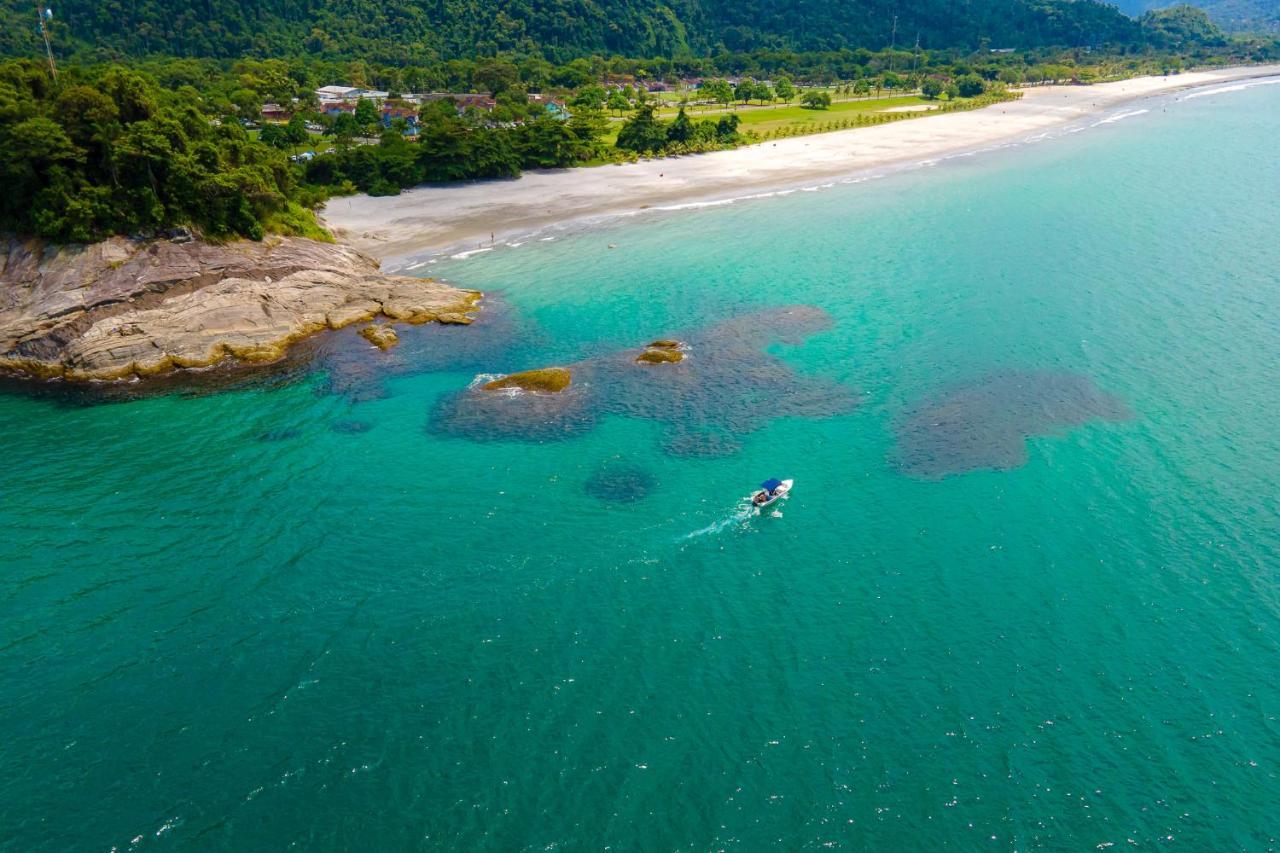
left=0, top=62, right=316, bottom=243
left=0, top=0, right=1275, bottom=244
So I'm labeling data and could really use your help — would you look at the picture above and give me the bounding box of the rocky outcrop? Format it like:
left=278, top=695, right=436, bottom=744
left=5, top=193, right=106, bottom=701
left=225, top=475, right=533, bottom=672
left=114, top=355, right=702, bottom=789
left=635, top=340, right=686, bottom=364
left=482, top=367, right=572, bottom=393
left=0, top=235, right=480, bottom=381
left=359, top=324, right=400, bottom=350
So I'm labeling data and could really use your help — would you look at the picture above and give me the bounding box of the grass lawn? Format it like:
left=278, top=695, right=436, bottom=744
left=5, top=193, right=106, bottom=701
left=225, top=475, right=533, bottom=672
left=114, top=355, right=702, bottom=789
left=599, top=93, right=940, bottom=146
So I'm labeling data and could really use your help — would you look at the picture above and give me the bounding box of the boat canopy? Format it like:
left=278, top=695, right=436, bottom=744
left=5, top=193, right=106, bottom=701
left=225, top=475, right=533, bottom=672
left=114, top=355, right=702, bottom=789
left=760, top=478, right=783, bottom=491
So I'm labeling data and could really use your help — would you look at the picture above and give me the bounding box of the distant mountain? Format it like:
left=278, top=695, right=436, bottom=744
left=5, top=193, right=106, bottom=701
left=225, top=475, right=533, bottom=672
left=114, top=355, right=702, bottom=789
left=1113, top=0, right=1280, bottom=31
left=2, top=0, right=1147, bottom=63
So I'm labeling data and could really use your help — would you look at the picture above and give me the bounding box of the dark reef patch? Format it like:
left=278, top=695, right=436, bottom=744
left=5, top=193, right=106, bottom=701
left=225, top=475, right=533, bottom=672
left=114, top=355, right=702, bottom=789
left=430, top=380, right=598, bottom=442
left=256, top=427, right=303, bottom=442
left=893, top=370, right=1133, bottom=479
left=428, top=305, right=859, bottom=457
left=585, top=458, right=657, bottom=503
left=330, top=419, right=374, bottom=434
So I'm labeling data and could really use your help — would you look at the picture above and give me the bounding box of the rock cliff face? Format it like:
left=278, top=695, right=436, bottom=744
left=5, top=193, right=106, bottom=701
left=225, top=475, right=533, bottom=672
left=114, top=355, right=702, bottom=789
left=0, top=235, right=480, bottom=382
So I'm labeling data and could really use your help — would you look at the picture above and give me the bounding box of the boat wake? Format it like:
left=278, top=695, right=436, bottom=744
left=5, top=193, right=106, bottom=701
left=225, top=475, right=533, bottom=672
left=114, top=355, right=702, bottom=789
left=679, top=484, right=790, bottom=540
left=679, top=501, right=756, bottom=540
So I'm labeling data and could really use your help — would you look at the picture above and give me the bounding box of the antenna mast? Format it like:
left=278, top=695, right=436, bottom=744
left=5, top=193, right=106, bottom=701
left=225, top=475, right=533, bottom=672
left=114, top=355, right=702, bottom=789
left=35, top=2, right=57, bottom=81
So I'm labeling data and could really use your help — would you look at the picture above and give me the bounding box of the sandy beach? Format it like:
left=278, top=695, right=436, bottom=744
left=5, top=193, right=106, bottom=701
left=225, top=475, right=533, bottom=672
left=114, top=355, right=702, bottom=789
left=321, top=65, right=1280, bottom=266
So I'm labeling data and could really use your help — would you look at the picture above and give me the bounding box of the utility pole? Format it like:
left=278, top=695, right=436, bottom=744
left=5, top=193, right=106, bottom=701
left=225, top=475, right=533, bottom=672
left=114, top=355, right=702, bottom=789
left=888, top=14, right=898, bottom=73
left=35, top=1, right=57, bottom=81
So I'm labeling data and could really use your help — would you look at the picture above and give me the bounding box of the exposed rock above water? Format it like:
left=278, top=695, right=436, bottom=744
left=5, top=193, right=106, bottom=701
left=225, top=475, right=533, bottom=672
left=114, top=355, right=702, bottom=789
left=635, top=340, right=686, bottom=364
left=359, top=324, right=400, bottom=350
left=0, top=235, right=480, bottom=382
left=482, top=367, right=572, bottom=393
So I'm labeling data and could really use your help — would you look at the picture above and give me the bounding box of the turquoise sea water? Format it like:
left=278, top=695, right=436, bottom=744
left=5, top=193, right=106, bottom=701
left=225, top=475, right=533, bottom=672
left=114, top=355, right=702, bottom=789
left=4, top=81, right=1280, bottom=850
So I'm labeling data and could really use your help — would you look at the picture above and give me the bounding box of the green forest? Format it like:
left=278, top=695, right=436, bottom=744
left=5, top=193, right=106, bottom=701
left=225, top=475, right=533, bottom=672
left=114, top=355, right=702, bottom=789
left=3, top=0, right=1163, bottom=62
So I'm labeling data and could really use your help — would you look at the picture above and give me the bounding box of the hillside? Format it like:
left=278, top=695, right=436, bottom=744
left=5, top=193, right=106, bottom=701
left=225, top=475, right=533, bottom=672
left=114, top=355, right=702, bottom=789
left=1113, top=0, right=1280, bottom=31
left=3, top=0, right=1145, bottom=62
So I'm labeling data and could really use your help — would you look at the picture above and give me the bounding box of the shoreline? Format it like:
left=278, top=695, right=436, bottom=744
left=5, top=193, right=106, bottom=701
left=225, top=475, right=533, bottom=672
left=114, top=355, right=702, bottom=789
left=0, top=236, right=480, bottom=384
left=320, top=65, right=1280, bottom=268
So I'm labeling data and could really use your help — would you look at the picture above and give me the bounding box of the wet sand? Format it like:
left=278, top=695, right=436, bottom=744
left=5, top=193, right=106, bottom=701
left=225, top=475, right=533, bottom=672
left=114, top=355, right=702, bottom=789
left=320, top=65, right=1280, bottom=267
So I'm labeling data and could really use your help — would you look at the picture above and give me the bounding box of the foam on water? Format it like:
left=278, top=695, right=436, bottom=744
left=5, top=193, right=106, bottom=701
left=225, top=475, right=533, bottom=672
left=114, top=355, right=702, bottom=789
left=1180, top=76, right=1280, bottom=100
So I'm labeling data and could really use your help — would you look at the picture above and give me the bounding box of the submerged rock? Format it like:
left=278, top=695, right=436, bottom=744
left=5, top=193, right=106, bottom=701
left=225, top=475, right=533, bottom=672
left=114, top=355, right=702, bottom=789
left=430, top=305, right=858, bottom=457
left=257, top=427, right=302, bottom=442
left=359, top=324, right=400, bottom=350
left=330, top=419, right=373, bottom=434
left=661, top=424, right=744, bottom=458
left=482, top=367, right=572, bottom=393
left=0, top=235, right=481, bottom=382
left=585, top=459, right=657, bottom=503
left=893, top=370, right=1133, bottom=479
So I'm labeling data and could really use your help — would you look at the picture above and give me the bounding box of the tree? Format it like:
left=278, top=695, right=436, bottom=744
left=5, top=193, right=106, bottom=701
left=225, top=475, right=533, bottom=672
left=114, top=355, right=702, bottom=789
left=474, top=59, right=520, bottom=96
left=615, top=103, right=668, bottom=153
left=259, top=123, right=288, bottom=148
left=774, top=76, right=796, bottom=102
left=518, top=114, right=577, bottom=168
left=800, top=90, right=832, bottom=110
left=285, top=113, right=309, bottom=145
left=330, top=112, right=360, bottom=142
left=230, top=88, right=260, bottom=120
left=703, top=79, right=733, bottom=107
left=666, top=107, right=694, bottom=144
left=572, top=85, right=607, bottom=110
left=606, top=89, right=631, bottom=116
left=752, top=82, right=774, bottom=103
left=956, top=75, right=986, bottom=98
left=715, top=113, right=741, bottom=143
left=567, top=107, right=608, bottom=159
left=734, top=80, right=754, bottom=104
left=354, top=98, right=380, bottom=134
left=921, top=78, right=944, bottom=99
left=417, top=115, right=473, bottom=181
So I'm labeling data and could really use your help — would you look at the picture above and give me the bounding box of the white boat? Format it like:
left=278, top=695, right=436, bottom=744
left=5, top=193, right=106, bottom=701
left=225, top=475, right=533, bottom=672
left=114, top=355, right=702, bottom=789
left=751, top=478, right=793, bottom=510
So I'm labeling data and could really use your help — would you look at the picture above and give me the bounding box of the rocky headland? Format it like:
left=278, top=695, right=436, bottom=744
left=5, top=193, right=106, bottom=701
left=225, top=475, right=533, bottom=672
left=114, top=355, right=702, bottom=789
left=0, top=235, right=480, bottom=382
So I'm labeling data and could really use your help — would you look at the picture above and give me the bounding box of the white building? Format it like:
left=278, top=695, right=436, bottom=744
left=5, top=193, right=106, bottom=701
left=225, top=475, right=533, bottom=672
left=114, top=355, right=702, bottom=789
left=316, top=85, right=362, bottom=101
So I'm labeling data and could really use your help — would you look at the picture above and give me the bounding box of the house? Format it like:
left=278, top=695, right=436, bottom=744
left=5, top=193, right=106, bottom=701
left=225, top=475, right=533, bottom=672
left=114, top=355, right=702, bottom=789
left=418, top=93, right=496, bottom=112
left=316, top=85, right=362, bottom=101
left=381, top=104, right=420, bottom=130
left=260, top=103, right=288, bottom=122
left=529, top=94, right=570, bottom=119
